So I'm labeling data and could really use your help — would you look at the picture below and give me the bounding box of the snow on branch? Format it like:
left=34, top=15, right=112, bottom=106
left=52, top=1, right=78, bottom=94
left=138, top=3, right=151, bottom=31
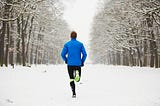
left=152, top=12, right=160, bottom=26
left=0, top=0, right=45, bottom=22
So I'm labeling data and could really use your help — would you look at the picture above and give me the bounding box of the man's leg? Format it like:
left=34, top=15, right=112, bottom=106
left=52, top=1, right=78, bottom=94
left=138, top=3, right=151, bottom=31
left=67, top=66, right=76, bottom=97
left=75, top=66, right=81, bottom=82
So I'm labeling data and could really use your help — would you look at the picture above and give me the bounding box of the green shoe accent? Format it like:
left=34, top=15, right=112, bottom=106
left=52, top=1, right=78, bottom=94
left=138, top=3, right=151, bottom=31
left=70, top=79, right=74, bottom=82
left=74, top=70, right=80, bottom=82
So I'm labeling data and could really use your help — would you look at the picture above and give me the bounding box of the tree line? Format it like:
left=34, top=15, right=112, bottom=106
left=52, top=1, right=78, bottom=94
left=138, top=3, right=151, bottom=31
left=90, top=0, right=160, bottom=68
left=0, top=0, right=70, bottom=67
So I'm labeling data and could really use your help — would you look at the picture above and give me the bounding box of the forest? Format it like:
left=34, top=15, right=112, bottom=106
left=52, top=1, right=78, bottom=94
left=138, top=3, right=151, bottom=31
left=1, top=0, right=160, bottom=68
left=0, top=0, right=70, bottom=67
left=90, top=0, right=160, bottom=68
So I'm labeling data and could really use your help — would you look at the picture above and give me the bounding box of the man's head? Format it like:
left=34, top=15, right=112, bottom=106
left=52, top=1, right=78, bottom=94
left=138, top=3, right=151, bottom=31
left=70, top=31, right=77, bottom=39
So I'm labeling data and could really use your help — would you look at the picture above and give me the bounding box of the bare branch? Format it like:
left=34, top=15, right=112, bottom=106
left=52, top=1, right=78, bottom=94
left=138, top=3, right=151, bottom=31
left=146, top=6, right=160, bottom=14
left=0, top=0, right=45, bottom=22
left=0, top=2, right=30, bottom=21
left=152, top=12, right=160, bottom=26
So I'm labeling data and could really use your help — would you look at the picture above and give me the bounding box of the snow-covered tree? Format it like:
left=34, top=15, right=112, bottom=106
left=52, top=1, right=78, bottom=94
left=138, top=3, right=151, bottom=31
left=90, top=0, right=160, bottom=68
left=0, top=0, right=70, bottom=67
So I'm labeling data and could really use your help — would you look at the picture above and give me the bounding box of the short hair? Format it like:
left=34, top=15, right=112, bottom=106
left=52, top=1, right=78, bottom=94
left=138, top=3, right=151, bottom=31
left=70, top=31, right=77, bottom=38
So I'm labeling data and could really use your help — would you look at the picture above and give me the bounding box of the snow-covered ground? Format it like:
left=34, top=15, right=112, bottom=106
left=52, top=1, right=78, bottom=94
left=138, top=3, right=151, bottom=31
left=0, top=64, right=160, bottom=106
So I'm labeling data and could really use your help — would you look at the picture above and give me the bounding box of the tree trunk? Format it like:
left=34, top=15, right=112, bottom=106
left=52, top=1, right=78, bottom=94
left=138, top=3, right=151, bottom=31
left=116, top=51, right=121, bottom=65
left=21, top=14, right=30, bottom=66
left=21, top=15, right=25, bottom=66
left=30, top=42, right=34, bottom=64
left=35, top=44, right=38, bottom=65
left=149, top=32, right=155, bottom=68
left=159, top=55, right=160, bottom=68
left=26, top=16, right=34, bottom=65
left=0, top=21, right=6, bottom=67
left=129, top=47, right=134, bottom=66
left=134, top=36, right=142, bottom=67
left=151, top=31, right=158, bottom=68
left=16, top=17, right=21, bottom=65
left=143, top=39, right=148, bottom=66
left=9, top=34, right=14, bottom=67
left=154, top=44, right=158, bottom=68
left=146, top=15, right=155, bottom=67
left=9, top=10, right=15, bottom=67
left=136, top=47, right=142, bottom=67
left=5, top=22, right=10, bottom=67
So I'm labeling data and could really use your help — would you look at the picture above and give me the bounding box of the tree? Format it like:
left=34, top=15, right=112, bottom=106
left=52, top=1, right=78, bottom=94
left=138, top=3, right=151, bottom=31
left=0, top=0, right=70, bottom=67
left=90, top=0, right=160, bottom=68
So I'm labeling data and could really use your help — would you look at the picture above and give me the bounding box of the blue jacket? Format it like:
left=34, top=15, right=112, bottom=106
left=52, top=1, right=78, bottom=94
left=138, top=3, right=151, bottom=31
left=61, top=38, right=87, bottom=66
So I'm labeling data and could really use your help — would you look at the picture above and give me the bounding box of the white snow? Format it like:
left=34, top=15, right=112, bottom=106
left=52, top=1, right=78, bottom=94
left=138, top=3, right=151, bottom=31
left=0, top=64, right=160, bottom=106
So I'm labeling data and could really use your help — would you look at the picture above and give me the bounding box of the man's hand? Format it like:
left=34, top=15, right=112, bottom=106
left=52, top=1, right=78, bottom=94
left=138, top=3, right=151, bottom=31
left=81, top=62, right=84, bottom=67
left=65, top=60, right=67, bottom=64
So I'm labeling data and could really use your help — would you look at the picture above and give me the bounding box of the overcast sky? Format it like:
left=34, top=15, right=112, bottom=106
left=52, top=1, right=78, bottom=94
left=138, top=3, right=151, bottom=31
left=62, top=0, right=99, bottom=45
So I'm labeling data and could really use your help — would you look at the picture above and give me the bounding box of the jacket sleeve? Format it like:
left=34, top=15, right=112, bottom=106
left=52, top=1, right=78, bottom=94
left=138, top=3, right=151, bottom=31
left=61, top=44, right=68, bottom=62
left=81, top=44, right=87, bottom=63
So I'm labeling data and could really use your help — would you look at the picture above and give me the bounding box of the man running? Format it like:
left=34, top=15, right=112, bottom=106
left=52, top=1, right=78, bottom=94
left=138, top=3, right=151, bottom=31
left=61, top=31, right=87, bottom=98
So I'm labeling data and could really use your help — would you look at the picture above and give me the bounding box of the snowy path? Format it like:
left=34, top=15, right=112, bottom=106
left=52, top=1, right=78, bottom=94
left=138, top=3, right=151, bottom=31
left=0, top=64, right=160, bottom=106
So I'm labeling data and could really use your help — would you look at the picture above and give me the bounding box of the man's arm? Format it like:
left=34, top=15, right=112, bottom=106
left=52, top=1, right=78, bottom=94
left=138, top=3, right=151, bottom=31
left=61, top=44, right=68, bottom=63
left=81, top=44, right=87, bottom=65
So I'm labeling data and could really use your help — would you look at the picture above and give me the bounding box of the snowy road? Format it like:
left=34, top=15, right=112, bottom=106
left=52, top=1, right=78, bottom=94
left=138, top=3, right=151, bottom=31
left=0, top=64, right=160, bottom=106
